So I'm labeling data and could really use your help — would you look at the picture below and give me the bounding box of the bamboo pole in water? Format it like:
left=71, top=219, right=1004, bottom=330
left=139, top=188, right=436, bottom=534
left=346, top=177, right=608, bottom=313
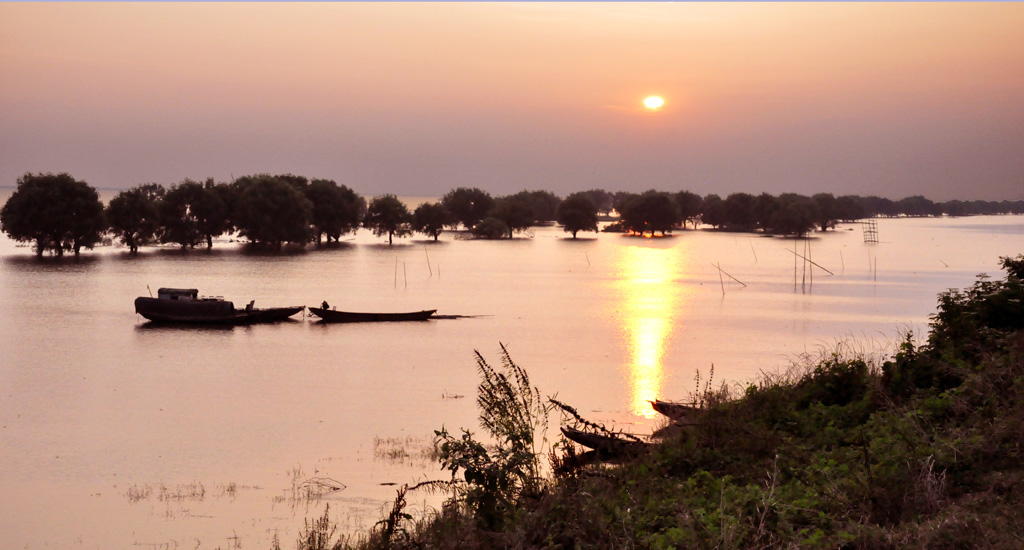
left=404, top=261, right=408, bottom=288
left=424, top=246, right=432, bottom=277
left=712, top=263, right=747, bottom=287
left=394, top=257, right=398, bottom=289
left=787, top=249, right=835, bottom=275
left=718, top=262, right=725, bottom=294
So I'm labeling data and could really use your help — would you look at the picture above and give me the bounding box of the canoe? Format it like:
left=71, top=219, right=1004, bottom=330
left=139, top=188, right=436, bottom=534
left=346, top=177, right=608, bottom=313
left=649, top=399, right=699, bottom=420
left=560, top=426, right=646, bottom=455
left=134, top=288, right=304, bottom=325
left=308, top=307, right=437, bottom=323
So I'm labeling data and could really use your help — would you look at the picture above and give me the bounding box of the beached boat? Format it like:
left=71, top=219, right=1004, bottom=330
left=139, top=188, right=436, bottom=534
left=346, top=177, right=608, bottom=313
left=134, top=288, right=304, bottom=325
left=649, top=399, right=699, bottom=420
left=308, top=307, right=436, bottom=323
left=560, top=425, right=646, bottom=455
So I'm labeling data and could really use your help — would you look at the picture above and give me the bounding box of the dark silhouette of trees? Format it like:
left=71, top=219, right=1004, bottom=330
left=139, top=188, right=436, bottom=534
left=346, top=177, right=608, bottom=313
left=507, top=190, right=561, bottom=223
left=364, top=194, right=412, bottom=245
left=834, top=195, right=865, bottom=221
left=1, top=172, right=105, bottom=257
left=619, top=191, right=681, bottom=236
left=768, top=194, right=820, bottom=236
left=812, top=193, right=838, bottom=231
left=233, top=175, right=313, bottom=248
left=580, top=189, right=614, bottom=215
left=753, top=193, right=780, bottom=231
left=107, top=183, right=164, bottom=253
left=723, top=193, right=757, bottom=231
left=700, top=194, right=726, bottom=229
left=490, top=195, right=535, bottom=239
left=557, top=193, right=598, bottom=238
left=412, top=202, right=451, bottom=241
left=674, top=191, right=703, bottom=229
left=441, top=187, right=495, bottom=230
left=897, top=195, right=941, bottom=217
left=160, top=179, right=229, bottom=249
left=305, top=179, right=365, bottom=245
left=471, top=217, right=509, bottom=239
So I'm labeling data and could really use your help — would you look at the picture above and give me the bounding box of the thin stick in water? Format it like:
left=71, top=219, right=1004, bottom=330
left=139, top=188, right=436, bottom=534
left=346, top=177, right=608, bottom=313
left=394, top=257, right=398, bottom=289
left=424, top=246, right=432, bottom=277
left=786, top=249, right=835, bottom=275
left=585, top=251, right=591, bottom=267
left=710, top=263, right=747, bottom=287
left=718, top=262, right=726, bottom=294
left=404, top=261, right=408, bottom=288
left=749, top=240, right=757, bottom=263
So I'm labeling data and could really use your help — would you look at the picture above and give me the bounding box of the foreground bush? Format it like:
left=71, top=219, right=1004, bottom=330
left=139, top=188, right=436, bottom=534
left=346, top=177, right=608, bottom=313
left=290, top=255, right=1024, bottom=550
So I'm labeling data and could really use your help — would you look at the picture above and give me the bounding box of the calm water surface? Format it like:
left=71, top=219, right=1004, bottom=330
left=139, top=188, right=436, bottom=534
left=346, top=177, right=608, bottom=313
left=2, top=215, right=1022, bottom=549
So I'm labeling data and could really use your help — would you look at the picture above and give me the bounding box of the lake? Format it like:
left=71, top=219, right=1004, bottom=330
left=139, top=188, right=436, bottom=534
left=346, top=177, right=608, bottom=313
left=2, top=214, right=1022, bottom=549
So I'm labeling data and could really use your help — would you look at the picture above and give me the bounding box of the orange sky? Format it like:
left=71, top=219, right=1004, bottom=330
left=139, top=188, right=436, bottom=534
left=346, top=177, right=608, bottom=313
left=1, top=3, right=1022, bottom=200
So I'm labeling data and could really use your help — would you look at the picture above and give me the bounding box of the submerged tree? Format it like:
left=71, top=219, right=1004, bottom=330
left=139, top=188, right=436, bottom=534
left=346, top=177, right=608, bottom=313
left=557, top=192, right=598, bottom=238
left=304, top=179, right=365, bottom=245
left=1, top=172, right=105, bottom=256
left=618, top=190, right=681, bottom=236
left=412, top=202, right=451, bottom=241
left=107, top=183, right=165, bottom=253
left=490, top=195, right=535, bottom=239
left=364, top=194, right=412, bottom=245
left=441, top=187, right=495, bottom=231
left=233, top=175, right=314, bottom=248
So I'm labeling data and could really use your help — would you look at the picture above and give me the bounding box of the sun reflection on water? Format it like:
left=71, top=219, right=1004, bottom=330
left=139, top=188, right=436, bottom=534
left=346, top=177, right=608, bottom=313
left=612, top=243, right=692, bottom=417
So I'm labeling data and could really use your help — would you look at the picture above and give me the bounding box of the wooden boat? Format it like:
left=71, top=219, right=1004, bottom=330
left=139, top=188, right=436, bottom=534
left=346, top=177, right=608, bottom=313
left=134, top=288, right=304, bottom=325
left=308, top=307, right=436, bottom=323
left=649, top=399, right=699, bottom=420
left=560, top=426, right=646, bottom=455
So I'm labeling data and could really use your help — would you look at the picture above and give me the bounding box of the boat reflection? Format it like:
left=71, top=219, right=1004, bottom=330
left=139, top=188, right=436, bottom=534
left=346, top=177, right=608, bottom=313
left=612, top=241, right=692, bottom=416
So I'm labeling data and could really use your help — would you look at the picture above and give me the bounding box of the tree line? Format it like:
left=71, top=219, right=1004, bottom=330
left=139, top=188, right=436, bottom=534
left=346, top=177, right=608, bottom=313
left=2, top=172, right=1022, bottom=256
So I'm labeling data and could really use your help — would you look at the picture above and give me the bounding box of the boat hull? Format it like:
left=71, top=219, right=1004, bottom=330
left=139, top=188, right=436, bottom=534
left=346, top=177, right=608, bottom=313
left=135, top=297, right=303, bottom=325
left=649, top=399, right=699, bottom=420
left=560, top=426, right=646, bottom=455
left=308, top=307, right=436, bottom=323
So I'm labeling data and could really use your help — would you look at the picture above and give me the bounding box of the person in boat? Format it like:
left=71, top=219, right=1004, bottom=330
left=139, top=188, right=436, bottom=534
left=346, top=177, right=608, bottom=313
left=321, top=300, right=329, bottom=310
left=246, top=300, right=255, bottom=312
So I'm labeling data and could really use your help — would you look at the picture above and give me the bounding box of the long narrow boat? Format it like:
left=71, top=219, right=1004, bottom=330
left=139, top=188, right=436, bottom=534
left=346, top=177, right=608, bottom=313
left=649, top=399, right=699, bottom=420
left=560, top=426, right=646, bottom=455
left=308, top=307, right=437, bottom=323
left=134, top=288, right=304, bottom=325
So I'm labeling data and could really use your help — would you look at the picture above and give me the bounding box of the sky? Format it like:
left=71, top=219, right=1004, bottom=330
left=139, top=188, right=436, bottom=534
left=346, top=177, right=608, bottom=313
left=1, top=3, right=1022, bottom=201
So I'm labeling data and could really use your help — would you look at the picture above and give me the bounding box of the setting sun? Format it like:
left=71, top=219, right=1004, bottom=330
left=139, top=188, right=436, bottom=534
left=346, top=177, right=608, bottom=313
left=643, top=95, right=665, bottom=110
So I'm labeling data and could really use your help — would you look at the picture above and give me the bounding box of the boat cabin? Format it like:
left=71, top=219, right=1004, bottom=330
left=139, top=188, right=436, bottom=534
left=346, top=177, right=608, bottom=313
left=157, top=288, right=199, bottom=301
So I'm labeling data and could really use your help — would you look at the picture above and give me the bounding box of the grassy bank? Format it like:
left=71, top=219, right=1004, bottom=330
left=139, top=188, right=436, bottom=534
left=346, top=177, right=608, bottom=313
left=288, top=255, right=1024, bottom=550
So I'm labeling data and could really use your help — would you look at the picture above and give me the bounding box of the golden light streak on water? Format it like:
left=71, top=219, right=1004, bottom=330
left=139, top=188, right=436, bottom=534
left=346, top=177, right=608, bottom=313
left=613, top=243, right=692, bottom=417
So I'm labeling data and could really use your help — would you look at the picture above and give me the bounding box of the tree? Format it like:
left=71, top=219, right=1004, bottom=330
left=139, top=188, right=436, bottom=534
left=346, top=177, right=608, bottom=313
left=580, top=189, right=614, bottom=215
left=556, top=193, right=598, bottom=238
left=412, top=202, right=451, bottom=241
left=491, top=195, right=535, bottom=239
left=753, top=193, right=780, bottom=231
left=304, top=179, right=365, bottom=244
left=812, top=193, right=838, bottom=231
left=107, top=183, right=164, bottom=253
left=619, top=191, right=681, bottom=236
left=364, top=195, right=412, bottom=245
left=471, top=217, right=509, bottom=239
left=674, top=191, right=702, bottom=229
left=508, top=190, right=561, bottom=223
left=700, top=194, right=726, bottom=229
left=233, top=175, right=313, bottom=248
left=1, top=172, right=105, bottom=257
left=159, top=180, right=207, bottom=248
left=723, top=193, right=757, bottom=231
left=768, top=195, right=820, bottom=236
left=441, top=187, right=495, bottom=230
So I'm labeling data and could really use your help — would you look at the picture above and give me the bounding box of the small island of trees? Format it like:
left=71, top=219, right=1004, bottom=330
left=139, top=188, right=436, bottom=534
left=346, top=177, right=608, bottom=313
left=2, top=171, right=1023, bottom=257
